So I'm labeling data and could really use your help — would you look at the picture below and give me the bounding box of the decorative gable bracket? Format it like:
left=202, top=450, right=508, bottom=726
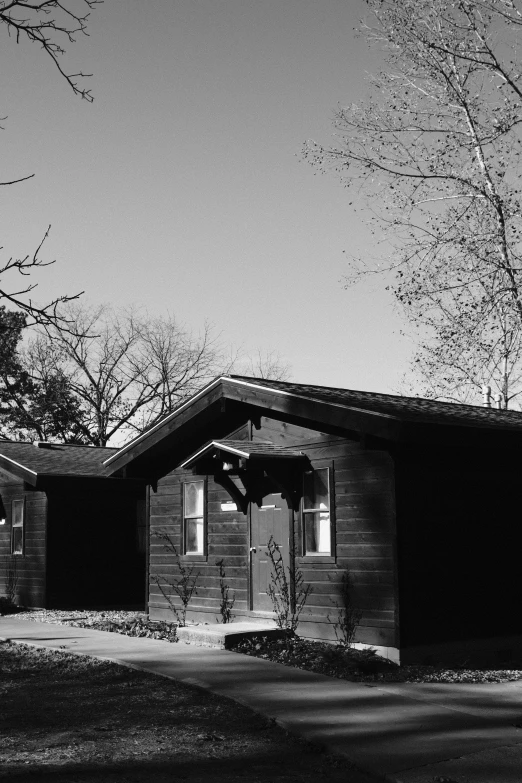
left=181, top=440, right=310, bottom=513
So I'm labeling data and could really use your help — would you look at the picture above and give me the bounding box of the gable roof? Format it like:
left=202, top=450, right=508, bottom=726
left=0, top=441, right=118, bottom=485
left=229, top=376, right=522, bottom=430
left=179, top=439, right=306, bottom=469
left=103, top=375, right=522, bottom=478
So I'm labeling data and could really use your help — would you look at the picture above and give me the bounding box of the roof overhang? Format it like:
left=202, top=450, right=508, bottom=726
left=180, top=440, right=307, bottom=471
left=181, top=440, right=311, bottom=513
left=0, top=454, right=134, bottom=487
left=103, top=376, right=404, bottom=478
left=0, top=455, right=38, bottom=486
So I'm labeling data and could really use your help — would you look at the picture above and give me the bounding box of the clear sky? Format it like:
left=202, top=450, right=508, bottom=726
left=0, top=0, right=413, bottom=393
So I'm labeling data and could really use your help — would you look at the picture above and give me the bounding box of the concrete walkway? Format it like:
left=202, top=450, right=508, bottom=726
left=2, top=618, right=522, bottom=783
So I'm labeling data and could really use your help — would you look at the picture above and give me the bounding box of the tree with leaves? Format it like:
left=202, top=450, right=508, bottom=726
left=0, top=306, right=82, bottom=441
left=305, top=0, right=522, bottom=407
left=0, top=307, right=31, bottom=425
left=0, top=0, right=100, bottom=327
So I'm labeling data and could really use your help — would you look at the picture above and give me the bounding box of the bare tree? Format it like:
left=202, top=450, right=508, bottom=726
left=0, top=1, right=100, bottom=326
left=304, top=0, right=522, bottom=408
left=234, top=349, right=291, bottom=382
left=0, top=228, right=82, bottom=330
left=0, top=0, right=100, bottom=101
left=24, top=304, right=235, bottom=446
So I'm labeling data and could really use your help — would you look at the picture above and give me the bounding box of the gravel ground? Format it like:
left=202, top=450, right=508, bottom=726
left=10, top=609, right=178, bottom=642
left=12, top=609, right=147, bottom=625
left=8, top=608, right=522, bottom=684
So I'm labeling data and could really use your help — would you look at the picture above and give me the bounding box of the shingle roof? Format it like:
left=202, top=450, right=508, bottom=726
left=215, top=440, right=306, bottom=458
left=230, top=376, right=522, bottom=431
left=180, top=439, right=306, bottom=469
left=103, top=374, right=522, bottom=474
left=0, top=441, right=117, bottom=481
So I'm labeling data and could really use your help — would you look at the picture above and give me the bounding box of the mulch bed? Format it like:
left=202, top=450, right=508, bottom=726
left=227, top=634, right=522, bottom=684
left=8, top=608, right=522, bottom=684
left=11, top=609, right=178, bottom=643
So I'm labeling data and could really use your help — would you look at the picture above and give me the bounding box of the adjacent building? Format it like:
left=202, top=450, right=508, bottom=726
left=0, top=441, right=146, bottom=609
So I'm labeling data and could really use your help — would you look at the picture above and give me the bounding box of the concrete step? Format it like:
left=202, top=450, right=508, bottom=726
left=176, top=621, right=286, bottom=649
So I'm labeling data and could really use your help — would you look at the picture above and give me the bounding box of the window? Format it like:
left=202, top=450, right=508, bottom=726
left=11, top=499, right=24, bottom=555
left=183, top=480, right=205, bottom=555
left=302, top=468, right=331, bottom=555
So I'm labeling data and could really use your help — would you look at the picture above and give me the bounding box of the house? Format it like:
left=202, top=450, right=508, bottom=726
left=103, top=376, right=522, bottom=664
left=0, top=441, right=146, bottom=609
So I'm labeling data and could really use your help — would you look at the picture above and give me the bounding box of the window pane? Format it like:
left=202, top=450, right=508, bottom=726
left=184, top=481, right=203, bottom=517
left=186, top=517, right=204, bottom=553
left=12, top=500, right=24, bottom=527
left=303, top=468, right=329, bottom=511
left=304, top=511, right=331, bottom=555
left=12, top=526, right=23, bottom=555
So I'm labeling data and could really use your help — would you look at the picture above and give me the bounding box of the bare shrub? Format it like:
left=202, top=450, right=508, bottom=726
left=266, top=535, right=312, bottom=634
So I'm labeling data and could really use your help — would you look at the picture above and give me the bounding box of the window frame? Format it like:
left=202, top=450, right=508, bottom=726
left=300, top=462, right=336, bottom=563
left=182, top=477, right=207, bottom=559
left=11, top=498, right=25, bottom=556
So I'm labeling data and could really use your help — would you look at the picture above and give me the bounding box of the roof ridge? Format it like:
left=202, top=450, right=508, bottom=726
left=228, top=375, right=522, bottom=415
left=0, top=440, right=118, bottom=450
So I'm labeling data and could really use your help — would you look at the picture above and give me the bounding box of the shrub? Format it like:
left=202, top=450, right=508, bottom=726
left=266, top=535, right=312, bottom=634
left=151, top=532, right=200, bottom=627
left=329, top=571, right=362, bottom=647
left=216, top=559, right=235, bottom=624
left=1, top=556, right=19, bottom=614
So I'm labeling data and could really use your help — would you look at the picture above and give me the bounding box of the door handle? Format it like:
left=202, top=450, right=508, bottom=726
left=249, top=547, right=257, bottom=553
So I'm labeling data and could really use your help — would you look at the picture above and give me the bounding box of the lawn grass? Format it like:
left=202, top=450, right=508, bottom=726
left=0, top=640, right=376, bottom=783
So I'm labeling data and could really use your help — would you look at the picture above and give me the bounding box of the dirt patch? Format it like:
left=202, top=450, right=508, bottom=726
left=0, top=640, right=375, bottom=783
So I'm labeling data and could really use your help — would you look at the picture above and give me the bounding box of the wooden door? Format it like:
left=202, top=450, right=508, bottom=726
left=250, top=492, right=290, bottom=612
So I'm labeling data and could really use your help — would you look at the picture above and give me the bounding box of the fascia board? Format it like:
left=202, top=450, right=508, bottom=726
left=0, top=455, right=38, bottom=486
left=104, top=376, right=404, bottom=471
left=103, top=376, right=225, bottom=467
left=179, top=441, right=250, bottom=469
left=226, top=378, right=400, bottom=423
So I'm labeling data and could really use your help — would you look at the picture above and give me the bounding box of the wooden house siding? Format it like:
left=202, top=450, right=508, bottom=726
left=149, top=417, right=398, bottom=649
left=0, top=459, right=145, bottom=610
left=150, top=471, right=250, bottom=621
left=395, top=444, right=522, bottom=654
left=0, top=476, right=47, bottom=608
left=45, top=480, right=145, bottom=608
left=256, top=423, right=398, bottom=648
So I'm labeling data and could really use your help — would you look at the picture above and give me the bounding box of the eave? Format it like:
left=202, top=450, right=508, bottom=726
left=104, top=377, right=405, bottom=477
left=180, top=440, right=307, bottom=469
left=0, top=455, right=38, bottom=486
